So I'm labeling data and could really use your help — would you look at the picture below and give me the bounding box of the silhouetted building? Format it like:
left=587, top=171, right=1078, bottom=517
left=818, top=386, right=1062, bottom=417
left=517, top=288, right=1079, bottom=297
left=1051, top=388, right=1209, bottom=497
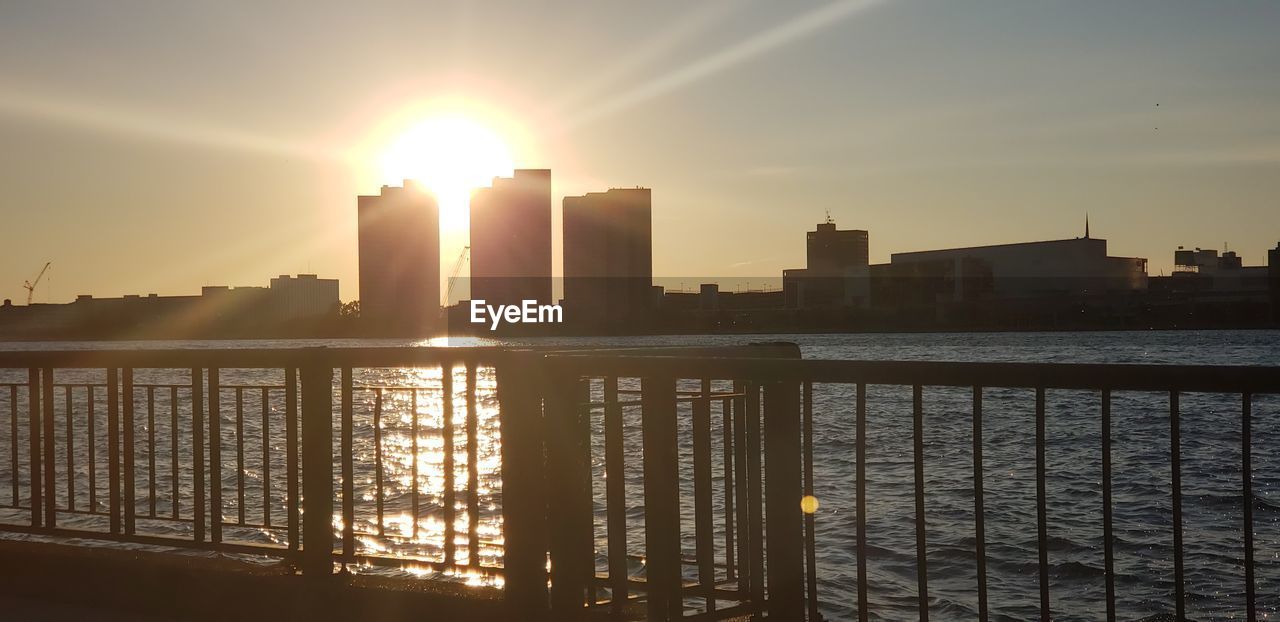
left=0, top=272, right=342, bottom=339
left=1270, top=242, right=1280, bottom=322
left=470, top=169, right=552, bottom=306
left=269, top=274, right=339, bottom=319
left=808, top=220, right=868, bottom=274
left=784, top=220, right=870, bottom=308
left=887, top=235, right=1146, bottom=302
left=358, top=182, right=440, bottom=334
left=199, top=285, right=269, bottom=324
left=1163, top=246, right=1269, bottom=294
left=562, top=187, right=652, bottom=326
left=870, top=257, right=994, bottom=307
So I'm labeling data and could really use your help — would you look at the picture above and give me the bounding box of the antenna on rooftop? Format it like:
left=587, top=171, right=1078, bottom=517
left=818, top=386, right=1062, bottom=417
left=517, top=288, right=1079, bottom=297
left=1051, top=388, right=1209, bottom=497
left=825, top=209, right=833, bottom=225
left=1084, top=213, right=1090, bottom=239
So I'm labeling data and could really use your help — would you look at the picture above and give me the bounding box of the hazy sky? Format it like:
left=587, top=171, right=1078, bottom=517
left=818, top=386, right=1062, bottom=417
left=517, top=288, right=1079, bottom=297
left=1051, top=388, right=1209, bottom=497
left=2, top=0, right=1278, bottom=303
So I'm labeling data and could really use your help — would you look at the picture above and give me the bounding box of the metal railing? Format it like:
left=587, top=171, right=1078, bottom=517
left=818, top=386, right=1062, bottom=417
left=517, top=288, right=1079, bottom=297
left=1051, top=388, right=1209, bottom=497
left=1, top=346, right=1278, bottom=620
left=537, top=354, right=1280, bottom=621
left=0, top=348, right=509, bottom=582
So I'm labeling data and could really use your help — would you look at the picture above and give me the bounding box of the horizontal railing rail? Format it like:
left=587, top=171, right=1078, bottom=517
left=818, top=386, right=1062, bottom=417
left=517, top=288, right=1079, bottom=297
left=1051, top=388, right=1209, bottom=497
left=545, top=354, right=1280, bottom=393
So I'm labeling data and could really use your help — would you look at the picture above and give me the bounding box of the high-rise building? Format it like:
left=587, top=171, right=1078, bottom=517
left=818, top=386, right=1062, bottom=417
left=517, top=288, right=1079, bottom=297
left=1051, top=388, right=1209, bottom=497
left=469, top=169, right=552, bottom=306
left=562, top=187, right=652, bottom=326
left=357, top=182, right=440, bottom=334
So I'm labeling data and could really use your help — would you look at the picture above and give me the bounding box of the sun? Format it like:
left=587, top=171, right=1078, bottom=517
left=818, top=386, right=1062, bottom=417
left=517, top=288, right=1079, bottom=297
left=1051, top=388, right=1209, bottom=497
left=378, top=115, right=514, bottom=223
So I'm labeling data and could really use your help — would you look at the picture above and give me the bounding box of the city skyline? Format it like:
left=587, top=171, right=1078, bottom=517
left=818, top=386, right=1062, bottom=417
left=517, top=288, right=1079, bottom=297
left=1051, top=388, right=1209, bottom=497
left=2, top=1, right=1279, bottom=303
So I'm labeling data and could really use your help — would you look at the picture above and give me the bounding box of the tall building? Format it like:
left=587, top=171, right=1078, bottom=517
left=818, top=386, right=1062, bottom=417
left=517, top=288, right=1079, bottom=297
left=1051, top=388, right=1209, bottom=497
left=563, top=187, right=652, bottom=326
left=469, top=169, right=552, bottom=306
left=784, top=219, right=870, bottom=308
left=357, top=182, right=440, bottom=334
left=807, top=220, right=868, bottom=276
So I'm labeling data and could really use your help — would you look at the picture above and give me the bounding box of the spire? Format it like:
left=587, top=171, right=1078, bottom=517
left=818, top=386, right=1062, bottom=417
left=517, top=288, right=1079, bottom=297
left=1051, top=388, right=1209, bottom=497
left=1085, top=213, right=1090, bottom=239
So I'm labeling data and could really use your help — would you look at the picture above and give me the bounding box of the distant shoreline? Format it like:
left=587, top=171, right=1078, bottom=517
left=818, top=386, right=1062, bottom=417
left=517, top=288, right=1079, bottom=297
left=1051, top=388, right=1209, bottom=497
left=2, top=323, right=1278, bottom=344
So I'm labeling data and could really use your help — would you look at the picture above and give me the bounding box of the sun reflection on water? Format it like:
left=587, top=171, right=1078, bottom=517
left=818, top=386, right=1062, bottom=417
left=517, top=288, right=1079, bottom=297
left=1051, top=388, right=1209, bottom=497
left=341, top=363, right=504, bottom=577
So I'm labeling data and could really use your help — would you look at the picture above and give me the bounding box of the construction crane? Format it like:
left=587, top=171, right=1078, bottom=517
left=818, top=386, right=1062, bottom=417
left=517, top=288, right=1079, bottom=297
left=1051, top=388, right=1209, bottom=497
left=23, top=261, right=51, bottom=305
left=444, top=246, right=470, bottom=305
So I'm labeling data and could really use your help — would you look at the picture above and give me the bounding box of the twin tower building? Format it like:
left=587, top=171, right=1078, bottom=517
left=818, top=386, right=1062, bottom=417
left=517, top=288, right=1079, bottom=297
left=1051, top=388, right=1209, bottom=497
left=357, top=169, right=652, bottom=334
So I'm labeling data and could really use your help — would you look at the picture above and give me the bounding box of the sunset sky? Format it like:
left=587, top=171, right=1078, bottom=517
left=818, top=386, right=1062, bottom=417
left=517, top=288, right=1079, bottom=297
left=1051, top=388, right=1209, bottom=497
left=1, top=1, right=1278, bottom=303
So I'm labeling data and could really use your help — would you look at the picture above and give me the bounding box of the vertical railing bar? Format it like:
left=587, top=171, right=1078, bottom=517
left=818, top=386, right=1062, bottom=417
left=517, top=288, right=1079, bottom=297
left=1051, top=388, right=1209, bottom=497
left=147, top=386, right=156, bottom=518
left=107, top=368, right=120, bottom=535
left=1242, top=392, right=1256, bottom=622
left=722, top=395, right=736, bottom=582
left=745, top=383, right=765, bottom=609
left=693, top=378, right=716, bottom=612
left=373, top=388, right=384, bottom=537
left=65, top=385, right=74, bottom=513
left=42, top=368, right=55, bottom=528
left=236, top=386, right=245, bottom=526
left=341, top=367, right=355, bottom=564
left=28, top=369, right=42, bottom=527
left=856, top=382, right=868, bottom=622
left=1170, top=390, right=1184, bottom=621
left=411, top=388, right=419, bottom=542
left=1102, top=389, right=1116, bottom=622
left=208, top=368, right=221, bottom=543
left=1035, top=387, right=1049, bottom=620
left=465, top=363, right=479, bottom=568
left=912, top=384, right=928, bottom=622
left=441, top=362, right=456, bottom=567
left=88, top=386, right=96, bottom=514
left=10, top=385, right=18, bottom=507
left=170, top=386, right=178, bottom=521
left=732, top=383, right=750, bottom=598
left=579, top=379, right=595, bottom=608
left=10, top=385, right=19, bottom=507
left=603, top=375, right=627, bottom=610
left=121, top=368, right=134, bottom=535
left=262, top=387, right=271, bottom=528
left=191, top=369, right=205, bottom=543
left=803, top=380, right=819, bottom=621
left=973, top=386, right=988, bottom=622
left=284, top=367, right=298, bottom=553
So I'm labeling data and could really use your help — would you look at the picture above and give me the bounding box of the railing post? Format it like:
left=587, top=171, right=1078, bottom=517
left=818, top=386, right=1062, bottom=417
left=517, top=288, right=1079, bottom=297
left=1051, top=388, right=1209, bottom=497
left=107, top=368, right=121, bottom=535
left=41, top=367, right=55, bottom=529
left=191, top=368, right=204, bottom=543
left=545, top=371, right=593, bottom=618
left=496, top=352, right=550, bottom=619
left=284, top=367, right=298, bottom=554
left=642, top=374, right=681, bottom=621
left=300, top=362, right=333, bottom=577
left=763, top=379, right=805, bottom=619
left=27, top=368, right=42, bottom=528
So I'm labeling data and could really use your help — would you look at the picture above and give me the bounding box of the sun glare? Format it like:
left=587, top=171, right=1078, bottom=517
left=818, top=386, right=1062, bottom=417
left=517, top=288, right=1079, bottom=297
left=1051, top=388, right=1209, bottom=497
left=379, top=115, right=514, bottom=223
